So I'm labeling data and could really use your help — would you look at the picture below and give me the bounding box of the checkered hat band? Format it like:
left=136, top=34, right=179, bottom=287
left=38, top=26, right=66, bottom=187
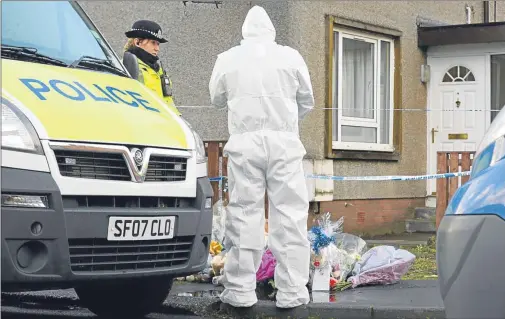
left=131, top=28, right=162, bottom=38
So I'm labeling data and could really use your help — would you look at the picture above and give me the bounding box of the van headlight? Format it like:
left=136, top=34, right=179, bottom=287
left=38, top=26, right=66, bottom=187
left=2, top=99, right=43, bottom=155
left=180, top=117, right=206, bottom=164
left=193, top=130, right=207, bottom=164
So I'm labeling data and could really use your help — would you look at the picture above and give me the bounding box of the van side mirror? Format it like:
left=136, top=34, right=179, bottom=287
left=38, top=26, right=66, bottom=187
left=122, top=52, right=139, bottom=79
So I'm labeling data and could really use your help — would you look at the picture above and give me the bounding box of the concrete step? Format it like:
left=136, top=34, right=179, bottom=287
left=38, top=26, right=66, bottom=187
left=362, top=232, right=433, bottom=248
left=405, top=219, right=436, bottom=233
left=365, top=239, right=428, bottom=248
left=414, top=207, right=436, bottom=220
left=425, top=195, right=436, bottom=208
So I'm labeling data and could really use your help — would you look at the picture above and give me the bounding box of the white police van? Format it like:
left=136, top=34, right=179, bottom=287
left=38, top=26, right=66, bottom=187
left=1, top=1, right=213, bottom=317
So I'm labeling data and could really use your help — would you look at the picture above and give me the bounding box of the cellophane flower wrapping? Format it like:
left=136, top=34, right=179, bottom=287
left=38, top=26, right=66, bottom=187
left=331, top=233, right=368, bottom=281
left=348, top=245, right=416, bottom=288
left=330, top=246, right=358, bottom=281
left=307, top=213, right=344, bottom=289
left=307, top=213, right=344, bottom=266
left=256, top=249, right=277, bottom=282
left=211, top=199, right=227, bottom=245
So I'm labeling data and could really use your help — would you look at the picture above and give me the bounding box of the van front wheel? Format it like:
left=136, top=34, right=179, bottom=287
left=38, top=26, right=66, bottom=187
left=75, top=278, right=173, bottom=317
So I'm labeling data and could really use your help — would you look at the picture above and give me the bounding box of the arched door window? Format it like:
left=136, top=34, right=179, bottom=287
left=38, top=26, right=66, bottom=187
left=442, top=66, right=476, bottom=83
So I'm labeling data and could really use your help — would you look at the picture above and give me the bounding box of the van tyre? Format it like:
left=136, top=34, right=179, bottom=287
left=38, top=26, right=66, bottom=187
left=75, top=278, right=173, bottom=318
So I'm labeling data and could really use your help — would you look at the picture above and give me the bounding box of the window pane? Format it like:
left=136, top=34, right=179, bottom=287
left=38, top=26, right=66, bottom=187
left=443, top=74, right=453, bottom=82
left=491, top=54, right=505, bottom=123
left=342, top=38, right=375, bottom=119
left=332, top=31, right=339, bottom=141
left=342, top=126, right=377, bottom=143
left=380, top=41, right=391, bottom=144
left=1, top=1, right=117, bottom=66
left=448, top=66, right=458, bottom=79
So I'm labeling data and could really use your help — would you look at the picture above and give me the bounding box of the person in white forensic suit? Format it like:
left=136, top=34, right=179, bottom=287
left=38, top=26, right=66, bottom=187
left=208, top=5, right=315, bottom=309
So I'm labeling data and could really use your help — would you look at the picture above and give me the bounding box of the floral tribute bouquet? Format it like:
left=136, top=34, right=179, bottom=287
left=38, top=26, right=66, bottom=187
left=307, top=213, right=344, bottom=291
left=347, top=245, right=416, bottom=288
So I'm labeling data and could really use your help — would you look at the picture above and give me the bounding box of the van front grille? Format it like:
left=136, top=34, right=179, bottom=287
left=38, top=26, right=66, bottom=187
left=146, top=155, right=187, bottom=182
left=62, top=195, right=192, bottom=209
left=54, top=150, right=131, bottom=181
left=53, top=149, right=188, bottom=182
left=68, top=236, right=194, bottom=273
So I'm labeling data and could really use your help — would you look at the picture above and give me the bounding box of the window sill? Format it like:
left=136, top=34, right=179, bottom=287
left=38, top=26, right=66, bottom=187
left=328, top=149, right=400, bottom=161
left=332, top=141, right=395, bottom=152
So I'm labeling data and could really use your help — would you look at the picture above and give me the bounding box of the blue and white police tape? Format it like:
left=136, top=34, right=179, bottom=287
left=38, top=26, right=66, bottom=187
left=181, top=105, right=502, bottom=113
left=208, top=171, right=470, bottom=182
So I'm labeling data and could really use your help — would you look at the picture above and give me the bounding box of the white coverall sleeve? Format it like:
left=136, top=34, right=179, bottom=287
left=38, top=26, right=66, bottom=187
left=294, top=51, right=314, bottom=120
left=209, top=54, right=228, bottom=109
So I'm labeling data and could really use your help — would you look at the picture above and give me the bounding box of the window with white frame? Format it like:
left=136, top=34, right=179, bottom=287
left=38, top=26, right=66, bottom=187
left=331, top=28, right=395, bottom=152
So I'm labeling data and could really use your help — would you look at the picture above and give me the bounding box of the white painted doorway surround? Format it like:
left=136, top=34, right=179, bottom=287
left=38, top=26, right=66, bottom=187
left=426, top=55, right=487, bottom=196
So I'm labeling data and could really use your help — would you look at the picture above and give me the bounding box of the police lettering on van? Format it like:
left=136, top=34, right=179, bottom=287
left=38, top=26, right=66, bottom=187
left=19, top=78, right=160, bottom=112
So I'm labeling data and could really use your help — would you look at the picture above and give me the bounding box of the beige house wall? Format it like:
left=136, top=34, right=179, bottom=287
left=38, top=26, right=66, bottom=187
left=490, top=1, right=505, bottom=21
left=82, top=0, right=492, bottom=201
left=288, top=1, right=486, bottom=200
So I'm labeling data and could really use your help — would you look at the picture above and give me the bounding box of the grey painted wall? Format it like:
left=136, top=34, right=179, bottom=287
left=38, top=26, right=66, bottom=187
left=80, top=1, right=291, bottom=142
left=81, top=0, right=492, bottom=199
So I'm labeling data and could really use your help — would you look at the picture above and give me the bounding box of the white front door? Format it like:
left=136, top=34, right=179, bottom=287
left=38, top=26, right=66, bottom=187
left=427, top=55, right=487, bottom=195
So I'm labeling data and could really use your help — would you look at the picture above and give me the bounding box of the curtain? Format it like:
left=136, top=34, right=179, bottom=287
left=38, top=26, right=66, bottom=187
left=341, top=38, right=375, bottom=143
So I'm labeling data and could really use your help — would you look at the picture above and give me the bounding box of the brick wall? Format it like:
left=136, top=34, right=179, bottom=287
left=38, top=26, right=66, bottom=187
left=312, top=198, right=425, bottom=237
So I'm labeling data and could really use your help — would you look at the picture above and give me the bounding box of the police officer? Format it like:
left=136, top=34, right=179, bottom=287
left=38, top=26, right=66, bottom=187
left=123, top=20, right=181, bottom=115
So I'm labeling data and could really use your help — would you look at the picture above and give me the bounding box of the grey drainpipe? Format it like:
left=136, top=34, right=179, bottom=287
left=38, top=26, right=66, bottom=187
left=484, top=1, right=490, bottom=23
left=494, top=1, right=497, bottom=22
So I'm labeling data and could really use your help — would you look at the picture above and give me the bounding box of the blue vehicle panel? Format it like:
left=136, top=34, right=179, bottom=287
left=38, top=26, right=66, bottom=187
left=437, top=106, right=505, bottom=319
left=444, top=106, right=505, bottom=219
left=445, top=158, right=505, bottom=219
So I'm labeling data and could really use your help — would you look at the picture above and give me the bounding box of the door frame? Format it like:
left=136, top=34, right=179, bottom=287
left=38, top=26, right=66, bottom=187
left=425, top=43, right=505, bottom=196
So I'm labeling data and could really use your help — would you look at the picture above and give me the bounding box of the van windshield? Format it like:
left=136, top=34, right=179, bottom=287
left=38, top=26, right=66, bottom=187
left=1, top=1, right=124, bottom=71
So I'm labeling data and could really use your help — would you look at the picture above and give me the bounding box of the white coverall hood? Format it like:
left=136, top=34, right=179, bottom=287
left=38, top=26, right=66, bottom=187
left=209, top=5, right=315, bottom=310
left=241, top=5, right=276, bottom=42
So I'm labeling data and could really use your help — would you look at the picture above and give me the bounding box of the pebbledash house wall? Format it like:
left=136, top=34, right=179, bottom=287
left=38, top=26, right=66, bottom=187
left=82, top=1, right=491, bottom=235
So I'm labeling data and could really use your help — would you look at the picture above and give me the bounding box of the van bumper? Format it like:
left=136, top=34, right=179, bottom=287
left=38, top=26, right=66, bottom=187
left=437, top=214, right=505, bottom=319
left=1, top=167, right=213, bottom=291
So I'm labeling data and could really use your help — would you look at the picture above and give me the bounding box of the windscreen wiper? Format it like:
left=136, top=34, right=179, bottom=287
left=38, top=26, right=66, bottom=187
left=69, top=55, right=128, bottom=77
left=1, top=44, right=68, bottom=67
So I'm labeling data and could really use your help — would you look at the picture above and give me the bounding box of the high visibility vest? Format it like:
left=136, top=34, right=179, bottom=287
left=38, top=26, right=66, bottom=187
left=136, top=58, right=181, bottom=116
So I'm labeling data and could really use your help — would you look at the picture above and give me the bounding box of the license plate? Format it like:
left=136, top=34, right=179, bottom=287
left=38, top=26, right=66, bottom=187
left=107, top=216, right=175, bottom=241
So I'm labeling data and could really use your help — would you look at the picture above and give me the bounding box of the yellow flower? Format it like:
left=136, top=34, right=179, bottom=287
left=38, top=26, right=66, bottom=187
left=210, top=241, right=223, bottom=256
